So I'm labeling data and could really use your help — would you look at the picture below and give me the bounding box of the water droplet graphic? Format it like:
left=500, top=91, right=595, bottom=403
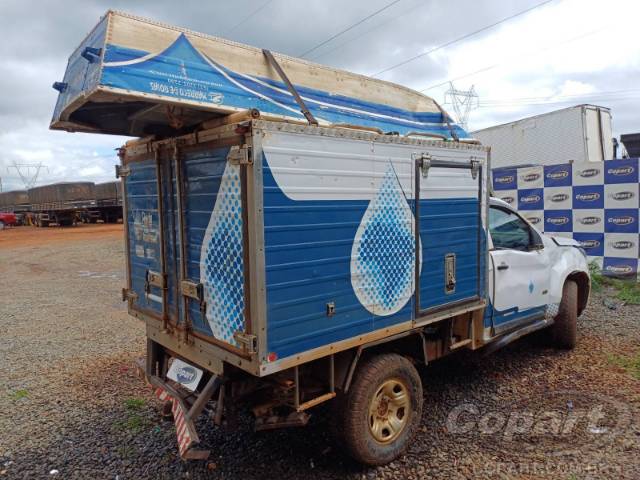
left=351, top=164, right=418, bottom=316
left=200, top=162, right=245, bottom=345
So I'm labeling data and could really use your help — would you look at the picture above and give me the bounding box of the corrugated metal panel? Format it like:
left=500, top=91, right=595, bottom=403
left=418, top=198, right=480, bottom=310
left=262, top=156, right=373, bottom=358
left=180, top=145, right=246, bottom=345
left=474, top=105, right=613, bottom=169
left=125, top=159, right=163, bottom=315
left=0, top=190, right=29, bottom=209
left=621, top=133, right=640, bottom=157
left=95, top=181, right=120, bottom=200
left=260, top=130, right=485, bottom=358
left=28, top=182, right=95, bottom=205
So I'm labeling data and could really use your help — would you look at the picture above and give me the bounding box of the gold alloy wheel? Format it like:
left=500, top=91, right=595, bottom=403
left=368, top=377, right=410, bottom=444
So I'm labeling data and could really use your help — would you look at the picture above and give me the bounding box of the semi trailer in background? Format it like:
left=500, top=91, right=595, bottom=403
left=0, top=190, right=30, bottom=225
left=83, top=181, right=123, bottom=223
left=28, top=182, right=96, bottom=227
left=473, top=104, right=614, bottom=169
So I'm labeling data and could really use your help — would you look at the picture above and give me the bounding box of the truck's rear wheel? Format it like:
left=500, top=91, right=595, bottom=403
left=550, top=280, right=578, bottom=349
left=335, top=353, right=422, bottom=465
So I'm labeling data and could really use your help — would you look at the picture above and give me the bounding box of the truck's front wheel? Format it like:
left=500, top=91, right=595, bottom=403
left=335, top=353, right=422, bottom=465
left=550, top=280, right=578, bottom=349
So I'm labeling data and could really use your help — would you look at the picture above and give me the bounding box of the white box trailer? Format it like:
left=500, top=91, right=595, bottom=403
left=473, top=105, right=613, bottom=169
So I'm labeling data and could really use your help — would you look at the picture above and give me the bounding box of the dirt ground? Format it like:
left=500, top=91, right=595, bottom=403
left=0, top=224, right=638, bottom=479
left=0, top=224, right=123, bottom=249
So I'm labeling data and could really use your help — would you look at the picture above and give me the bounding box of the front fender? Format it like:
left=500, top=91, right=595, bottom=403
left=547, top=243, right=589, bottom=305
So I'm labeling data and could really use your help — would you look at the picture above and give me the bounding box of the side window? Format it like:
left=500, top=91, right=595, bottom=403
left=489, top=207, right=532, bottom=251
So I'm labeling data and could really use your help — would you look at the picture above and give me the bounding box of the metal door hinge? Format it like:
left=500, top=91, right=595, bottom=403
left=234, top=332, right=257, bottom=354
left=115, top=165, right=131, bottom=178
left=181, top=280, right=203, bottom=301
left=145, top=270, right=166, bottom=291
left=181, top=280, right=207, bottom=319
left=227, top=146, right=252, bottom=165
left=470, top=158, right=481, bottom=180
left=122, top=288, right=138, bottom=302
left=414, top=153, right=433, bottom=178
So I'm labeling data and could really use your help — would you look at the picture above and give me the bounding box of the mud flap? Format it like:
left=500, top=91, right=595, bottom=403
left=135, top=358, right=221, bottom=460
left=154, top=387, right=210, bottom=460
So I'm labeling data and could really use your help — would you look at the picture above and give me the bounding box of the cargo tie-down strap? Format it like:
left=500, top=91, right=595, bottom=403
left=262, top=49, right=318, bottom=126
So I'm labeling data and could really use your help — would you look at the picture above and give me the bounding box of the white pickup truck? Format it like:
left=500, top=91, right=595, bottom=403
left=112, top=122, right=590, bottom=466
left=50, top=11, right=590, bottom=466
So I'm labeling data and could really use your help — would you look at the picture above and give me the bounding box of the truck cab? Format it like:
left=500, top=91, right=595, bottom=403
left=487, top=197, right=589, bottom=347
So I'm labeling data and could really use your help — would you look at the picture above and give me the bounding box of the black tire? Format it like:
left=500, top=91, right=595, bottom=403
left=550, top=280, right=578, bottom=349
left=334, top=353, right=423, bottom=466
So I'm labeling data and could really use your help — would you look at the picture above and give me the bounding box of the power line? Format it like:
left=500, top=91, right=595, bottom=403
left=299, top=0, right=403, bottom=58
left=222, top=0, right=274, bottom=36
left=478, top=88, right=640, bottom=106
left=371, top=0, right=557, bottom=77
left=420, top=25, right=610, bottom=92
left=308, top=0, right=425, bottom=61
left=476, top=96, right=640, bottom=109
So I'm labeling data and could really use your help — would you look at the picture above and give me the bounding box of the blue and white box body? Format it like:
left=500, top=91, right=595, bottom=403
left=121, top=121, right=488, bottom=375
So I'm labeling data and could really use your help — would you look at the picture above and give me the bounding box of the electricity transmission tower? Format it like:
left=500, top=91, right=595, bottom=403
left=7, top=162, right=49, bottom=189
left=444, top=82, right=479, bottom=131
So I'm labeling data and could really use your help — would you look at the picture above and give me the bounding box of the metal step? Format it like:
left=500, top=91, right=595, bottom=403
left=483, top=317, right=551, bottom=355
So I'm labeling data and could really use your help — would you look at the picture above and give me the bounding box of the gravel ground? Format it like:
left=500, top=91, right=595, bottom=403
left=1, top=225, right=638, bottom=479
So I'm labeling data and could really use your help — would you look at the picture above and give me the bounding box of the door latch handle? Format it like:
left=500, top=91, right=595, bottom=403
left=497, top=263, right=509, bottom=271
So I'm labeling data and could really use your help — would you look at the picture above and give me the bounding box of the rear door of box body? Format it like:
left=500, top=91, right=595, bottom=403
left=123, top=135, right=253, bottom=355
left=123, top=152, right=166, bottom=319
left=259, top=126, right=486, bottom=360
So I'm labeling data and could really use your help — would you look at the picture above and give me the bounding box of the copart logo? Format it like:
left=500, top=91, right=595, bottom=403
left=495, top=175, right=514, bottom=184
left=175, top=365, right=198, bottom=384
left=605, top=264, right=634, bottom=275
left=609, top=240, right=635, bottom=250
left=607, top=166, right=634, bottom=176
left=546, top=170, right=569, bottom=180
left=521, top=194, right=541, bottom=204
left=608, top=216, right=635, bottom=226
left=578, top=216, right=601, bottom=225
left=579, top=239, right=601, bottom=249
left=579, top=168, right=600, bottom=178
left=550, top=193, right=569, bottom=202
left=547, top=216, right=569, bottom=226
left=610, top=191, right=634, bottom=201
left=575, top=192, right=600, bottom=202
left=445, top=390, right=631, bottom=455
left=501, top=196, right=515, bottom=204
left=526, top=216, right=541, bottom=225
left=522, top=173, right=541, bottom=182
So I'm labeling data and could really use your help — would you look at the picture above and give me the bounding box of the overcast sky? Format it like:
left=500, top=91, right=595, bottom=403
left=1, top=0, right=638, bottom=191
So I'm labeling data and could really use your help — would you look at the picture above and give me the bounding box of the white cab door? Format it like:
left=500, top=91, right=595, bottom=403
left=489, top=206, right=549, bottom=328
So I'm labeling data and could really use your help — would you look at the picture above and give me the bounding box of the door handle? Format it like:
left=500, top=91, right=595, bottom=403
left=497, top=263, right=509, bottom=271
